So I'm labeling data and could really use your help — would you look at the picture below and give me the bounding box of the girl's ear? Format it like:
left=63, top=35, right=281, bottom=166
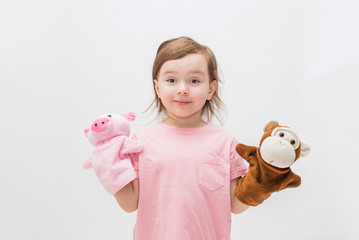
left=154, top=79, right=160, bottom=98
left=207, top=80, right=217, bottom=100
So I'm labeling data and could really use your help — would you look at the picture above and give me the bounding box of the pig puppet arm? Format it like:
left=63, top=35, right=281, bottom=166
left=83, top=157, right=93, bottom=169
left=82, top=127, right=93, bottom=169
left=120, top=138, right=143, bottom=156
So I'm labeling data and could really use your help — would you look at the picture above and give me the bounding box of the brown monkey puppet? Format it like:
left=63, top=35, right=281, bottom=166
left=235, top=120, right=311, bottom=206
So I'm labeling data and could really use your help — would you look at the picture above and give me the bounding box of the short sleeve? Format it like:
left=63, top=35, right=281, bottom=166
left=230, top=138, right=248, bottom=180
left=129, top=135, right=140, bottom=179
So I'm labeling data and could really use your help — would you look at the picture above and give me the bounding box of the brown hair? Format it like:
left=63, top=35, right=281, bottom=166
left=147, top=36, right=226, bottom=124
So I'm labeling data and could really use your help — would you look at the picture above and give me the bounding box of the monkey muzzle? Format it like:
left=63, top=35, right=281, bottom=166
left=260, top=137, right=296, bottom=168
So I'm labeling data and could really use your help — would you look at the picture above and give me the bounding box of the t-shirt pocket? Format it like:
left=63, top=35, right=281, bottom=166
left=199, top=156, right=226, bottom=191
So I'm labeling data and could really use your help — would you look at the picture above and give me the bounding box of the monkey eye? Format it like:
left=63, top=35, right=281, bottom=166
left=279, top=132, right=285, bottom=137
left=290, top=139, right=296, bottom=145
left=107, top=114, right=112, bottom=117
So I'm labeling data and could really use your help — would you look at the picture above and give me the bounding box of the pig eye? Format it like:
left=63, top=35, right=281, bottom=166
left=290, top=139, right=296, bottom=145
left=107, top=114, right=112, bottom=117
left=279, top=132, right=285, bottom=137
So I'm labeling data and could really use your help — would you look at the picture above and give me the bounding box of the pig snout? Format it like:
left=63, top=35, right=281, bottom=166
left=91, top=117, right=110, bottom=132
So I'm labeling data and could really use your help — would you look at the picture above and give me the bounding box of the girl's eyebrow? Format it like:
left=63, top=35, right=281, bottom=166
left=162, top=70, right=176, bottom=75
left=188, top=70, right=205, bottom=75
left=162, top=70, right=205, bottom=75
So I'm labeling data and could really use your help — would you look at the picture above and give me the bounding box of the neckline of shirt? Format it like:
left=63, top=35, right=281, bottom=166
left=157, top=122, right=214, bottom=133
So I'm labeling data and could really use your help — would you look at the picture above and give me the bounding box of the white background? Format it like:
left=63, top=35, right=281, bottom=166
left=1, top=0, right=358, bottom=239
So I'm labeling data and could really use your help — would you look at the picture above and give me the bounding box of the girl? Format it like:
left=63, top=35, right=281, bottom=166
left=115, top=36, right=249, bottom=239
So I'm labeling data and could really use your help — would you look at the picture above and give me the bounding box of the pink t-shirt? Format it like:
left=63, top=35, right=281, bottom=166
left=130, top=123, right=248, bottom=240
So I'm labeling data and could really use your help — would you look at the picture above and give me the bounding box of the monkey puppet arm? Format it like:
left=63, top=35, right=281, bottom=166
left=235, top=144, right=301, bottom=206
left=235, top=143, right=257, bottom=160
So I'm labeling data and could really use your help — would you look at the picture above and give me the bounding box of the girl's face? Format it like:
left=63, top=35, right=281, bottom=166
left=154, top=53, right=217, bottom=124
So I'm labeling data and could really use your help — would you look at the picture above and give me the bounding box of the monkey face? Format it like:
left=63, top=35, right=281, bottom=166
left=260, top=127, right=300, bottom=168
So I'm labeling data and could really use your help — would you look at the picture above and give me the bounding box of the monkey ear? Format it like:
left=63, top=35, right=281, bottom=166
left=300, top=140, right=311, bottom=157
left=263, top=120, right=279, bottom=132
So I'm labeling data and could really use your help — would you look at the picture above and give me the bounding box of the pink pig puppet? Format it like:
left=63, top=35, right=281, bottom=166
left=83, top=112, right=143, bottom=195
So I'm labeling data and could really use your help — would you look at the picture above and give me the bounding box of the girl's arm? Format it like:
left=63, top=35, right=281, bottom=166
left=114, top=179, right=140, bottom=213
left=230, top=177, right=250, bottom=214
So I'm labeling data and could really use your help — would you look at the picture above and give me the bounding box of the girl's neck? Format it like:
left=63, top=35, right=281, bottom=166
left=161, top=115, right=207, bottom=128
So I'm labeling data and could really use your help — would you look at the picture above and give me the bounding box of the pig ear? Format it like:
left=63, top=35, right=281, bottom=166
left=121, top=112, right=136, bottom=121
left=84, top=127, right=90, bottom=138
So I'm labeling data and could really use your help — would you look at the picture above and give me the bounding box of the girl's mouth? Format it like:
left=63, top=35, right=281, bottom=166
left=173, top=100, right=191, bottom=105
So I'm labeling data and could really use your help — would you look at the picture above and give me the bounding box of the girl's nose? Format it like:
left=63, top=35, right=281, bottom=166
left=177, top=82, right=189, bottom=95
left=177, top=86, right=188, bottom=95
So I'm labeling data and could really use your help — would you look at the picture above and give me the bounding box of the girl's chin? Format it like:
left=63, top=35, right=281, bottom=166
left=167, top=111, right=202, bottom=120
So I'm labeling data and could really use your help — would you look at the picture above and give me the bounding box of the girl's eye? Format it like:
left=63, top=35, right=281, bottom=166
left=190, top=79, right=200, bottom=84
left=167, top=79, right=175, bottom=83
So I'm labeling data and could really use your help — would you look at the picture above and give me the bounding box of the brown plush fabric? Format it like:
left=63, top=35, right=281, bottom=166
left=235, top=143, right=301, bottom=206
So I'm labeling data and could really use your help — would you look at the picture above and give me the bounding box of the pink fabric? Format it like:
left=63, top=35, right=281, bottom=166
left=130, top=123, right=248, bottom=240
left=83, top=113, right=143, bottom=194
left=85, top=136, right=140, bottom=194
